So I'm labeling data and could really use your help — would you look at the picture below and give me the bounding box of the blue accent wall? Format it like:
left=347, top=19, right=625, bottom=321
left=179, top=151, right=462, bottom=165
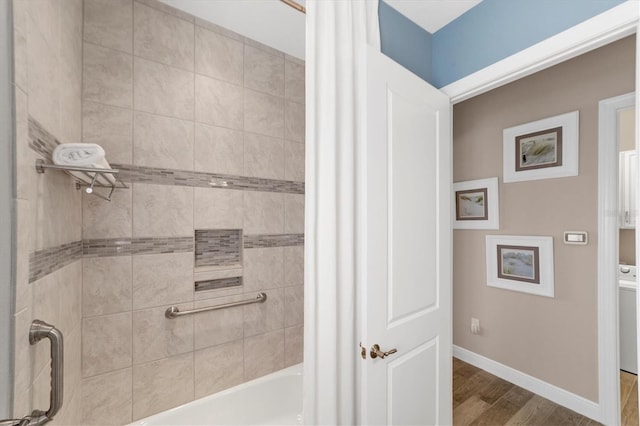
left=431, top=0, right=626, bottom=88
left=379, top=0, right=432, bottom=83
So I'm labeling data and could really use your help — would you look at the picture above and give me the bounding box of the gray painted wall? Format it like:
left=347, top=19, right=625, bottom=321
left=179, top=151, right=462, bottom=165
left=0, top=0, right=15, bottom=418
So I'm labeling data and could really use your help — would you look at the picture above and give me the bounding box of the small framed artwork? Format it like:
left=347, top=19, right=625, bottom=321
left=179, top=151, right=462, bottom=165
left=453, top=177, right=499, bottom=230
left=485, top=235, right=554, bottom=298
left=503, top=111, right=579, bottom=183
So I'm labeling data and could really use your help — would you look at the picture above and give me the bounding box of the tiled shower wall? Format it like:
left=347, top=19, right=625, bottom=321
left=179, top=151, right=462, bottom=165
left=12, top=0, right=84, bottom=424
left=79, top=0, right=305, bottom=423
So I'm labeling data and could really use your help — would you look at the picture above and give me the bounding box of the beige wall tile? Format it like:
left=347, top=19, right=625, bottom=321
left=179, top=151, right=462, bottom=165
left=244, top=37, right=284, bottom=59
left=82, top=312, right=132, bottom=377
left=244, top=44, right=284, bottom=97
left=83, top=187, right=132, bottom=239
left=284, top=140, right=305, bottom=182
left=14, top=200, right=32, bottom=313
left=58, top=261, right=82, bottom=335
left=59, top=0, right=83, bottom=144
left=14, top=88, right=30, bottom=201
left=83, top=101, right=133, bottom=164
left=134, top=57, right=194, bottom=120
left=244, top=288, right=284, bottom=337
left=63, top=327, right=83, bottom=404
left=244, top=132, right=284, bottom=180
left=136, top=0, right=195, bottom=22
left=244, top=89, right=284, bottom=138
left=195, top=74, right=243, bottom=130
left=33, top=168, right=82, bottom=250
left=32, top=364, right=53, bottom=416
left=27, top=16, right=60, bottom=137
left=194, top=340, right=243, bottom=398
left=194, top=188, right=243, bottom=230
left=194, top=295, right=244, bottom=349
left=83, top=256, right=133, bottom=317
left=134, top=2, right=194, bottom=71
left=132, top=184, right=193, bottom=237
left=243, top=247, right=284, bottom=293
left=83, top=43, right=133, bottom=108
left=52, top=386, right=82, bottom=426
left=133, top=353, right=194, bottom=420
left=133, top=303, right=194, bottom=364
left=13, top=0, right=27, bottom=91
left=13, top=307, right=33, bottom=398
left=33, top=272, right=60, bottom=372
left=26, top=0, right=59, bottom=56
left=243, top=191, right=284, bottom=235
left=285, top=60, right=304, bottom=103
left=195, top=18, right=242, bottom=42
left=133, top=111, right=194, bottom=169
left=244, top=329, right=284, bottom=381
left=284, top=100, right=305, bottom=143
left=82, top=368, right=133, bottom=426
left=284, top=246, right=304, bottom=287
left=284, top=285, right=303, bottom=328
left=84, top=0, right=133, bottom=53
left=194, top=123, right=244, bottom=175
left=195, top=26, right=243, bottom=85
left=284, top=194, right=305, bottom=234
left=132, top=252, right=193, bottom=310
left=284, top=325, right=303, bottom=367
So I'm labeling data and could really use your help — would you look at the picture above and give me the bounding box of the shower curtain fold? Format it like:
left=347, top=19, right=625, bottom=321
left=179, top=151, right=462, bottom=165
left=304, top=1, right=380, bottom=424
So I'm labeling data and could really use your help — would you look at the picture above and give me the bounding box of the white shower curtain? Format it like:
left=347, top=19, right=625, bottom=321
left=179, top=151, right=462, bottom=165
left=304, top=1, right=380, bottom=424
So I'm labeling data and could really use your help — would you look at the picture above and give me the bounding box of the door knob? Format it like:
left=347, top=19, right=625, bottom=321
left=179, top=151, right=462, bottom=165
left=370, top=344, right=397, bottom=359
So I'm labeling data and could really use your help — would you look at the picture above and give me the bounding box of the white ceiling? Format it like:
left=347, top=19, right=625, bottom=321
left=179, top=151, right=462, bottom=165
left=385, top=0, right=481, bottom=33
left=159, top=0, right=480, bottom=60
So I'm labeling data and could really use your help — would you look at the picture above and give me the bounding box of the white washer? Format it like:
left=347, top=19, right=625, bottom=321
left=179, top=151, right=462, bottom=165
left=619, top=264, right=637, bottom=375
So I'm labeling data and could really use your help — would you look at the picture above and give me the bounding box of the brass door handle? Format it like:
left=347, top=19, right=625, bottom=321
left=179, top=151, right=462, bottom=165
left=370, top=344, right=397, bottom=359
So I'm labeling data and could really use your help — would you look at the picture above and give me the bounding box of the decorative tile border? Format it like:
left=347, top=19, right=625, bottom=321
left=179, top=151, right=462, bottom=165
left=195, top=229, right=241, bottom=268
left=243, top=234, right=304, bottom=248
left=114, top=164, right=304, bottom=194
left=82, top=237, right=194, bottom=257
left=28, top=117, right=60, bottom=158
left=195, top=277, right=243, bottom=292
left=29, top=241, right=83, bottom=283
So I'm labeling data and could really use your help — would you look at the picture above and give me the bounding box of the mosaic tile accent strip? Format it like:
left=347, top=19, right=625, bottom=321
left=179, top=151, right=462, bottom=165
left=195, top=277, right=243, bottom=292
left=29, top=240, right=83, bottom=283
left=243, top=233, right=304, bottom=248
left=195, top=229, right=242, bottom=268
left=113, top=164, right=305, bottom=194
left=28, top=116, right=60, bottom=158
left=83, top=237, right=194, bottom=258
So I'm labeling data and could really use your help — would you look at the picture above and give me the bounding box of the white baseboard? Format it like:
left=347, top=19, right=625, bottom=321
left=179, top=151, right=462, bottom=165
left=453, top=345, right=601, bottom=422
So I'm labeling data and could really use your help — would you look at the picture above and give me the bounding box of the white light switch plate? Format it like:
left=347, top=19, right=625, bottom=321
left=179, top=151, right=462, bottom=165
left=564, top=231, right=588, bottom=245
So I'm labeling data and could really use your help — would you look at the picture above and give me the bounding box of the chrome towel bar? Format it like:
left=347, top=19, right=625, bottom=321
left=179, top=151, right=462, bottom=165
left=165, top=292, right=267, bottom=319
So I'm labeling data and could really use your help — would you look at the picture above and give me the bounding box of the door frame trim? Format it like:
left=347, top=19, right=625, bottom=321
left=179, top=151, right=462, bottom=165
left=442, top=3, right=639, bottom=423
left=598, top=92, right=635, bottom=426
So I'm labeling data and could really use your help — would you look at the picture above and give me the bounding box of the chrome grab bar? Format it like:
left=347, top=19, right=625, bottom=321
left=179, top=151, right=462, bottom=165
left=0, top=320, right=63, bottom=426
left=165, top=292, right=267, bottom=319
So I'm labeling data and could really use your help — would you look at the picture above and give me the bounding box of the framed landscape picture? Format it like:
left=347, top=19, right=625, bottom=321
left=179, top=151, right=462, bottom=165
left=485, top=235, right=554, bottom=298
left=453, top=177, right=499, bottom=230
left=503, top=111, right=579, bottom=183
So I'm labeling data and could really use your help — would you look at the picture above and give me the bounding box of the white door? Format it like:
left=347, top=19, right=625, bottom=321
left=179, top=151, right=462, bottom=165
left=360, top=47, right=452, bottom=425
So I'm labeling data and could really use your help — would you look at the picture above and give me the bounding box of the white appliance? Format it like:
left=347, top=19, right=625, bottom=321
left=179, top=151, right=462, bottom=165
left=619, top=264, right=637, bottom=375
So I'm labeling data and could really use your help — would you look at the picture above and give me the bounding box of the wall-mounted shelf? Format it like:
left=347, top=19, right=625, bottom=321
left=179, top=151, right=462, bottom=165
left=35, top=159, right=128, bottom=202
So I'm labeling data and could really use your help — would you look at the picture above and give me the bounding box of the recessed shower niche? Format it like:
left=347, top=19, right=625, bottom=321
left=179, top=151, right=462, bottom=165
left=194, top=229, right=243, bottom=292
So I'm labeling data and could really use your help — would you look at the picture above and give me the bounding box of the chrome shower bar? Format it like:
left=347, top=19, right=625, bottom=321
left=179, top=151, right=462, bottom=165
left=165, top=292, right=268, bottom=319
left=280, top=0, right=305, bottom=14
left=0, top=320, right=64, bottom=426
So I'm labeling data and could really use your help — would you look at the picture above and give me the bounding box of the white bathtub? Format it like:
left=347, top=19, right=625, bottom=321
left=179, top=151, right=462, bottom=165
left=129, top=363, right=303, bottom=426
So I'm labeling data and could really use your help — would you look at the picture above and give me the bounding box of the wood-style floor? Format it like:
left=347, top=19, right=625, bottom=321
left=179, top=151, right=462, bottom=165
left=453, top=358, right=638, bottom=425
